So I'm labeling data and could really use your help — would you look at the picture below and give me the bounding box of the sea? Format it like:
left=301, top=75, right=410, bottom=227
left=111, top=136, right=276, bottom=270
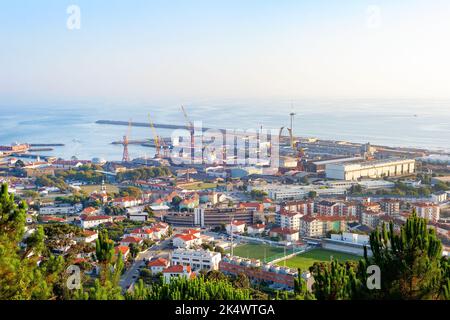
left=0, top=99, right=449, bottom=161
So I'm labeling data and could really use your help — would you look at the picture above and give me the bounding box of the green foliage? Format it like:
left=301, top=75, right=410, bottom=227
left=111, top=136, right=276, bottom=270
left=119, top=186, right=142, bottom=198
left=125, top=275, right=252, bottom=300
left=250, top=189, right=268, bottom=200
left=116, top=167, right=171, bottom=182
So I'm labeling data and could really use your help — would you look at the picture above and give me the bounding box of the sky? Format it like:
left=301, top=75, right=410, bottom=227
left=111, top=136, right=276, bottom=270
left=1, top=0, right=450, bottom=106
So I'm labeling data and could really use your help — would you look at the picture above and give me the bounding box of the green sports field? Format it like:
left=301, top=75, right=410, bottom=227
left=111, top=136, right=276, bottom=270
left=228, top=243, right=286, bottom=262
left=276, top=248, right=360, bottom=270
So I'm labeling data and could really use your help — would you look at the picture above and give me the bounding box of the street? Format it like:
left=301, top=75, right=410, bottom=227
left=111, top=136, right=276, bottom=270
left=119, top=238, right=172, bottom=291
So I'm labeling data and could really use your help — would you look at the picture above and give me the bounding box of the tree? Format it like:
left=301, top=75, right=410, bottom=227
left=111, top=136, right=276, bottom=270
left=171, top=196, right=182, bottom=207
left=308, top=191, right=317, bottom=199
left=0, top=184, right=52, bottom=299
left=358, top=212, right=448, bottom=299
left=294, top=269, right=315, bottom=300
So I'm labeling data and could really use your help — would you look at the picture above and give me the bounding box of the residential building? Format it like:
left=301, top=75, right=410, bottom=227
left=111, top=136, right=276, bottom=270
left=120, top=236, right=143, bottom=247
left=269, top=227, right=299, bottom=242
left=361, top=210, right=384, bottom=229
left=80, top=215, right=113, bottom=228
left=279, top=209, right=302, bottom=230
left=413, top=203, right=440, bottom=222
left=225, top=220, right=246, bottom=234
left=300, top=215, right=348, bottom=238
left=380, top=200, right=400, bottom=216
left=115, top=246, right=130, bottom=260
left=247, top=223, right=266, bottom=235
left=162, top=265, right=193, bottom=283
left=172, top=233, right=202, bottom=249
left=147, top=258, right=169, bottom=274
left=170, top=248, right=222, bottom=272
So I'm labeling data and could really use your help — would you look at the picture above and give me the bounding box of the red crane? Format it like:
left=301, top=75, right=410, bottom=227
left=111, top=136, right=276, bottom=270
left=122, top=119, right=132, bottom=162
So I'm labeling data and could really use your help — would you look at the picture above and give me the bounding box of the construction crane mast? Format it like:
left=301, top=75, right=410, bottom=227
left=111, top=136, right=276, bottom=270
left=122, top=119, right=132, bottom=162
left=181, top=105, right=195, bottom=162
left=148, top=114, right=161, bottom=158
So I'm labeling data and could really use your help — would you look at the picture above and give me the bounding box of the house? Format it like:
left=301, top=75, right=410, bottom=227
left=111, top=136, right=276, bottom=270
left=39, top=216, right=66, bottom=223
left=112, top=197, right=143, bottom=208
left=247, top=223, right=266, bottom=235
left=172, top=234, right=201, bottom=248
left=147, top=257, right=169, bottom=274
left=82, top=206, right=99, bottom=216
left=269, top=227, right=299, bottom=242
left=78, top=230, right=98, bottom=243
left=225, top=220, right=246, bottom=234
left=120, top=236, right=143, bottom=247
left=115, top=246, right=130, bottom=260
left=238, top=202, right=264, bottom=213
left=127, top=211, right=148, bottom=222
left=162, top=265, right=193, bottom=283
left=128, top=228, right=154, bottom=240
left=81, top=215, right=113, bottom=228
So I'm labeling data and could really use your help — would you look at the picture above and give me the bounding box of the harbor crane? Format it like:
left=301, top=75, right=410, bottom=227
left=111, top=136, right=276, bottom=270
left=148, top=114, right=170, bottom=159
left=181, top=105, right=195, bottom=162
left=121, top=119, right=132, bottom=162
left=148, top=114, right=161, bottom=158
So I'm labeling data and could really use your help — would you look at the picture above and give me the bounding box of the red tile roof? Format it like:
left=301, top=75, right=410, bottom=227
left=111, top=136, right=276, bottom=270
left=147, top=258, right=169, bottom=267
left=121, top=236, right=142, bottom=244
left=163, top=265, right=191, bottom=273
left=82, top=215, right=112, bottom=221
left=115, top=245, right=130, bottom=255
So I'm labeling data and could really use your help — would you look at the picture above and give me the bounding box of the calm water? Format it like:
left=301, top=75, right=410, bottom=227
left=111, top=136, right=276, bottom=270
left=0, top=99, right=449, bottom=161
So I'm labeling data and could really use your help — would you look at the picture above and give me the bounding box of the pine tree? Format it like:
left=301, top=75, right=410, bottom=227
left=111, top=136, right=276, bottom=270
left=361, top=212, right=446, bottom=299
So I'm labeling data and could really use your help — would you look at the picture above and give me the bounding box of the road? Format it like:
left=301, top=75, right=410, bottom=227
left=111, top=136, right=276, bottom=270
left=119, top=238, right=172, bottom=291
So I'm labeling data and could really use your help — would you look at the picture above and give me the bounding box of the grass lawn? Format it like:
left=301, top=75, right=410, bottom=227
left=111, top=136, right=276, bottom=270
left=181, top=182, right=218, bottom=190
left=277, top=248, right=360, bottom=270
left=80, top=184, right=119, bottom=194
left=227, top=243, right=286, bottom=261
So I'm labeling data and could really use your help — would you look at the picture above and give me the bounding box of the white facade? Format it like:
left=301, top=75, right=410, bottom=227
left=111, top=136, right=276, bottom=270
left=81, top=216, right=113, bottom=228
left=171, top=249, right=222, bottom=272
left=39, top=204, right=81, bottom=215
left=326, top=159, right=415, bottom=181
left=280, top=212, right=302, bottom=230
left=413, top=204, right=440, bottom=222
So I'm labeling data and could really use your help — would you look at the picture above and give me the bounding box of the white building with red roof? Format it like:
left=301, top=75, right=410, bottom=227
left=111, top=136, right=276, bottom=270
left=269, top=227, right=299, bottom=242
left=120, top=236, right=143, bottom=247
left=147, top=257, right=169, bottom=274
left=115, top=245, right=130, bottom=260
left=172, top=233, right=202, bottom=248
left=162, top=265, right=193, bottom=283
left=225, top=220, right=246, bottom=234
left=112, top=197, right=143, bottom=208
left=81, top=215, right=113, bottom=228
left=247, top=223, right=266, bottom=235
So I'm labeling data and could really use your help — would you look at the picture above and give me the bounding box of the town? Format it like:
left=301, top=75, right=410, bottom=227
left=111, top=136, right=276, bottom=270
left=1, top=113, right=449, bottom=300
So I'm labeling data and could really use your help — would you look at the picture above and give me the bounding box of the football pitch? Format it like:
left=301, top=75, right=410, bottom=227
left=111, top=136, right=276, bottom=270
left=276, top=248, right=361, bottom=270
left=228, top=243, right=286, bottom=262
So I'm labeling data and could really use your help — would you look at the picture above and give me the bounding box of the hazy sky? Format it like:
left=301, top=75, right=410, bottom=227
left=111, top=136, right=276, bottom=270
left=1, top=0, right=450, bottom=106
